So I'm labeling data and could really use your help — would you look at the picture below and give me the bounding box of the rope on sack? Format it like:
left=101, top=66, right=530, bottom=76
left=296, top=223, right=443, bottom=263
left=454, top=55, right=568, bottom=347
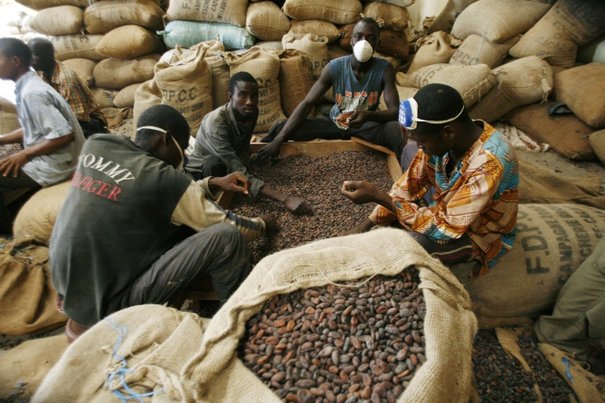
left=105, top=318, right=164, bottom=402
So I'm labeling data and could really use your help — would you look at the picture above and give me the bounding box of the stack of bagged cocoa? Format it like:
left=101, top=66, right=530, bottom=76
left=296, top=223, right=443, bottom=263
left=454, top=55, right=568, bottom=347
left=17, top=0, right=166, bottom=126
left=401, top=0, right=605, bottom=164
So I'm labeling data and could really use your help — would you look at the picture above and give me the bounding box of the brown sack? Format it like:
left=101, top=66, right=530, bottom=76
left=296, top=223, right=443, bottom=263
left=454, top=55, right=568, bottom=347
left=289, top=20, right=340, bottom=43
left=450, top=34, right=519, bottom=68
left=12, top=181, right=71, bottom=244
left=407, top=31, right=459, bottom=74
left=15, top=0, right=87, bottom=10
left=96, top=25, right=163, bottom=60
left=224, top=47, right=286, bottom=133
left=428, top=0, right=478, bottom=34
left=166, top=0, right=248, bottom=27
left=62, top=58, right=95, bottom=87
left=589, top=129, right=605, bottom=164
left=28, top=5, right=83, bottom=36
left=0, top=97, right=20, bottom=134
left=283, top=0, right=362, bottom=25
left=246, top=2, right=290, bottom=42
left=51, top=35, right=104, bottom=61
left=554, top=63, right=605, bottom=129
left=0, top=237, right=67, bottom=335
left=461, top=204, right=605, bottom=327
left=510, top=0, right=605, bottom=68
left=102, top=107, right=132, bottom=128
left=282, top=33, right=329, bottom=81
left=470, top=56, right=553, bottom=123
left=506, top=102, right=596, bottom=161
left=279, top=50, right=314, bottom=116
left=133, top=79, right=162, bottom=130
left=113, top=82, right=142, bottom=108
left=451, top=0, right=550, bottom=43
left=90, top=87, right=117, bottom=109
left=93, top=54, right=160, bottom=90
left=362, top=2, right=410, bottom=32
left=206, top=53, right=230, bottom=109
left=154, top=45, right=213, bottom=137
left=84, top=0, right=164, bottom=34
left=377, top=28, right=410, bottom=61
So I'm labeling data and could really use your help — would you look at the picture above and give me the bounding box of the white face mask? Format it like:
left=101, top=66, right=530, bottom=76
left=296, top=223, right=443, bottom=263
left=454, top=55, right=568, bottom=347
left=353, top=40, right=374, bottom=63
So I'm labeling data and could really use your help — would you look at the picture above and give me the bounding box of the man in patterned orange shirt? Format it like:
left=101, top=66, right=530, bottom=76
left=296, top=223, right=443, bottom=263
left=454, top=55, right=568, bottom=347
left=28, top=38, right=107, bottom=138
left=341, top=84, right=519, bottom=275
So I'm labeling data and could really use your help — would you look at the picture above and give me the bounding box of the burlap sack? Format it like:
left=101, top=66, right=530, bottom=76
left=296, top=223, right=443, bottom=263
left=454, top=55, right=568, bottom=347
left=363, top=2, right=410, bottom=32
left=133, top=78, right=162, bottom=129
left=96, top=25, right=163, bottom=60
left=205, top=53, right=230, bottom=109
left=224, top=47, right=286, bottom=133
left=377, top=28, right=410, bottom=61
left=28, top=5, right=82, bottom=36
left=33, top=305, right=210, bottom=402
left=0, top=237, right=67, bottom=335
left=283, top=0, right=362, bottom=25
left=506, top=102, right=596, bottom=161
left=62, top=58, right=95, bottom=87
left=255, top=41, right=283, bottom=51
left=90, top=87, right=117, bottom=109
left=407, top=31, right=459, bottom=74
left=159, top=21, right=256, bottom=51
left=589, top=130, right=605, bottom=164
left=0, top=97, right=20, bottom=134
left=289, top=20, right=339, bottom=44
left=461, top=204, right=605, bottom=327
left=279, top=50, right=314, bottom=117
left=578, top=35, right=605, bottom=64
left=398, top=63, right=496, bottom=107
left=102, top=107, right=132, bottom=128
left=509, top=0, right=605, bottom=68
left=370, top=0, right=414, bottom=7
left=15, top=0, right=87, bottom=10
left=166, top=0, right=248, bottom=27
left=470, top=56, right=553, bottom=123
left=12, top=181, right=70, bottom=244
left=154, top=45, right=212, bottom=137
left=0, top=335, right=68, bottom=400
left=51, top=34, right=104, bottom=61
left=450, top=34, right=519, bottom=68
left=554, top=63, right=605, bottom=129
left=113, top=82, right=142, bottom=108
left=245, top=2, right=289, bottom=42
left=428, top=0, right=478, bottom=34
left=282, top=33, right=329, bottom=81
left=93, top=54, right=160, bottom=90
left=380, top=85, right=418, bottom=111
left=83, top=0, right=164, bottom=34
left=451, top=0, right=550, bottom=43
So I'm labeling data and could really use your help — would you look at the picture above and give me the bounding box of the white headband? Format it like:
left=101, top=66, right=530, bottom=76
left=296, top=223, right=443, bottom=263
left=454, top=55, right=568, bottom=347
left=399, top=98, right=465, bottom=130
left=137, top=125, right=167, bottom=133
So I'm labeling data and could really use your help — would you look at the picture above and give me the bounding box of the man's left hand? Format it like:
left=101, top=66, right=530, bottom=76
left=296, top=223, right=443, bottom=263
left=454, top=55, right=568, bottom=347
left=0, top=152, right=29, bottom=177
left=210, top=172, right=250, bottom=195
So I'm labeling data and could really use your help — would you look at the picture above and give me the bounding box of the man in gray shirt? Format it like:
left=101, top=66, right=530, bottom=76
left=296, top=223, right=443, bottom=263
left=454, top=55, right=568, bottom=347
left=0, top=37, right=84, bottom=233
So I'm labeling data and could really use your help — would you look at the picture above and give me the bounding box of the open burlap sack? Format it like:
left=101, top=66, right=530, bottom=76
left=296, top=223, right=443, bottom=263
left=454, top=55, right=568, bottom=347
left=0, top=96, right=20, bottom=134
left=458, top=204, right=605, bottom=329
left=283, top=0, right=362, bottom=25
left=0, top=335, right=68, bottom=400
left=133, top=78, right=162, bottom=130
left=83, top=0, right=164, bottom=34
left=12, top=181, right=70, bottom=244
left=505, top=101, right=596, bottom=161
left=282, top=32, right=329, bottom=81
left=510, top=0, right=605, bottom=68
left=245, top=1, right=290, bottom=42
left=93, top=54, right=160, bottom=90
left=554, top=63, right=605, bottom=129
left=51, top=34, right=104, bottom=61
left=96, top=25, right=163, bottom=60
left=28, top=5, right=83, bottom=36
left=62, top=58, right=95, bottom=87
left=0, top=237, right=67, bottom=335
left=363, top=2, right=410, bottom=32
left=166, top=0, right=249, bottom=27
left=154, top=44, right=213, bottom=137
left=470, top=56, right=553, bottom=123
left=407, top=31, right=460, bottom=74
left=179, top=228, right=477, bottom=402
left=225, top=47, right=286, bottom=133
left=450, top=34, right=519, bottom=68
left=451, top=0, right=550, bottom=43
left=33, top=305, right=209, bottom=402
left=589, top=129, right=605, bottom=164
left=279, top=50, right=314, bottom=117
left=289, top=20, right=340, bottom=44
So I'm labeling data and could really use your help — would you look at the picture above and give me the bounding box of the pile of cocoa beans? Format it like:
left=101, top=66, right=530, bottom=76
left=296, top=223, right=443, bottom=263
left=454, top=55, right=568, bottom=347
left=239, top=270, right=426, bottom=403
left=231, top=151, right=394, bottom=264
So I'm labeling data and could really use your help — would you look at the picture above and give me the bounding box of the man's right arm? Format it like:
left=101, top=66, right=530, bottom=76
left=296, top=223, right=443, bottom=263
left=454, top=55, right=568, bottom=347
left=0, top=128, right=24, bottom=146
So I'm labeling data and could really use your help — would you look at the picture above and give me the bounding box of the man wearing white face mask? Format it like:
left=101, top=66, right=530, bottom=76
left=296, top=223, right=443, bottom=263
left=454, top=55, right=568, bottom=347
left=256, top=17, right=403, bottom=161
left=50, top=105, right=276, bottom=342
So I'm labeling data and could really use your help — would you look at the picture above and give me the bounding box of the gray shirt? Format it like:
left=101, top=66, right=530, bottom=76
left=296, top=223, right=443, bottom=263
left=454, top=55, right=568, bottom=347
left=15, top=70, right=84, bottom=186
